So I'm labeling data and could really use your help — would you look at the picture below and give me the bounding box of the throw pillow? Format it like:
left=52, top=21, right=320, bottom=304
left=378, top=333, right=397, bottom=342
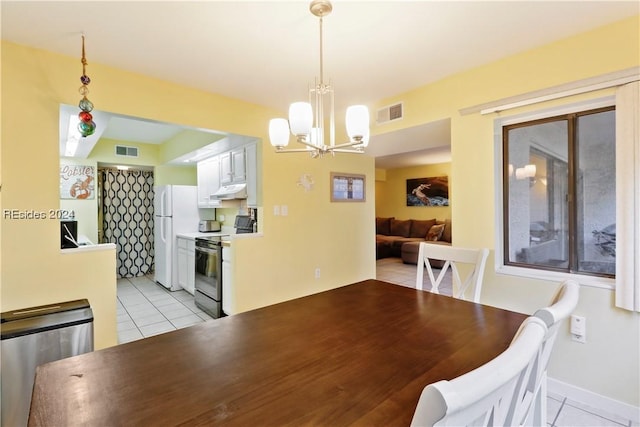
left=375, top=217, right=394, bottom=235
left=440, top=219, right=452, bottom=243
left=426, top=224, right=445, bottom=241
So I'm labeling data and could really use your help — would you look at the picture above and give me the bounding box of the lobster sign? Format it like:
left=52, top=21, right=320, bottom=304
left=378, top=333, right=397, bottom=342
left=60, top=165, right=95, bottom=200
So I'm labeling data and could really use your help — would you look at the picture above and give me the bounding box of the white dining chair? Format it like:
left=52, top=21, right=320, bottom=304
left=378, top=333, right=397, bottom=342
left=510, top=279, right=580, bottom=426
left=415, top=243, right=489, bottom=302
left=410, top=316, right=548, bottom=427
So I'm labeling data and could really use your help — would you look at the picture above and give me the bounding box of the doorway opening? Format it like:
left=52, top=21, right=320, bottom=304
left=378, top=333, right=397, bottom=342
left=98, top=165, right=155, bottom=278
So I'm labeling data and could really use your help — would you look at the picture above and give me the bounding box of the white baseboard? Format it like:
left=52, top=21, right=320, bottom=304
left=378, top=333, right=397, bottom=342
left=548, top=377, right=640, bottom=423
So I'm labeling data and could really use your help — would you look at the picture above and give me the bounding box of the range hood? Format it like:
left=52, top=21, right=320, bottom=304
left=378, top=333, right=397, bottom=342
left=213, top=183, right=247, bottom=200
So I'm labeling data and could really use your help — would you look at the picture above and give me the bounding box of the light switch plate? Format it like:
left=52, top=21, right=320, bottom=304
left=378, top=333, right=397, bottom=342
left=570, top=315, right=586, bottom=343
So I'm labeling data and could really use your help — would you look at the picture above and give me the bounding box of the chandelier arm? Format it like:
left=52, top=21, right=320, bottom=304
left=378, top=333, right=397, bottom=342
left=276, top=148, right=318, bottom=153
left=331, top=140, right=364, bottom=150
left=297, top=139, right=323, bottom=150
left=329, top=149, right=365, bottom=154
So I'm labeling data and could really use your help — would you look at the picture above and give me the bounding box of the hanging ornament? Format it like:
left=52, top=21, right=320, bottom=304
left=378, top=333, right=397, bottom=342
left=77, top=35, right=96, bottom=137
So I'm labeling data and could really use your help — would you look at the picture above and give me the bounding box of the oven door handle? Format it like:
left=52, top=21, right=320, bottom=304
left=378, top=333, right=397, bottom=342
left=196, top=246, right=219, bottom=255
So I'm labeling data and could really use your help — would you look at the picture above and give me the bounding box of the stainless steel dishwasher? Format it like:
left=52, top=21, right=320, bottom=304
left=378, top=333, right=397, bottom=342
left=1, top=299, right=94, bottom=427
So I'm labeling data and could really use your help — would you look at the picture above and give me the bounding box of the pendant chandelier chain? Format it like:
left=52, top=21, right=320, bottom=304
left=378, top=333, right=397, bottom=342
left=81, top=35, right=87, bottom=75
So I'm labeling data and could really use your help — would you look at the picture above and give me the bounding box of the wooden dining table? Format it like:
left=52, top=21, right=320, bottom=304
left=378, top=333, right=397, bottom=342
left=29, top=280, right=527, bottom=426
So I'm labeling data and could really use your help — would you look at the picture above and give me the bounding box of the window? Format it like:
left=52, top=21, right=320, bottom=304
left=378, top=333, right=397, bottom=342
left=503, top=106, right=616, bottom=278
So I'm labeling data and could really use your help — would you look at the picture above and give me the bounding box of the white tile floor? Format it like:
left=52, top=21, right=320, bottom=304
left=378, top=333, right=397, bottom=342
left=116, top=275, right=214, bottom=344
left=377, top=257, right=636, bottom=427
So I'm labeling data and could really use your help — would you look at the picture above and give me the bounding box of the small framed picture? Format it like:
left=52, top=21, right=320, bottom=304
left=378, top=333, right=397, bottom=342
left=330, top=172, right=366, bottom=202
left=60, top=164, right=95, bottom=200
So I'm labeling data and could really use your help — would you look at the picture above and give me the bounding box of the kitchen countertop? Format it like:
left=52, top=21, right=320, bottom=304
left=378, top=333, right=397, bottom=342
left=176, top=231, right=263, bottom=241
left=176, top=232, right=230, bottom=240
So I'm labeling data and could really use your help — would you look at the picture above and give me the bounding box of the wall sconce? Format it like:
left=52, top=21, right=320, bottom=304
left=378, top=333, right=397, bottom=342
left=515, top=164, right=537, bottom=186
left=515, top=164, right=536, bottom=180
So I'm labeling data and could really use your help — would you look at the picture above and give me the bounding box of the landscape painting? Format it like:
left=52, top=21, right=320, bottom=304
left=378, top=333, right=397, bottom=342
left=406, top=176, right=449, bottom=206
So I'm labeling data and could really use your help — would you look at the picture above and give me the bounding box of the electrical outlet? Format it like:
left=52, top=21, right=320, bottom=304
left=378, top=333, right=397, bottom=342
left=570, top=315, right=586, bottom=343
left=273, top=205, right=280, bottom=216
left=314, top=268, right=321, bottom=279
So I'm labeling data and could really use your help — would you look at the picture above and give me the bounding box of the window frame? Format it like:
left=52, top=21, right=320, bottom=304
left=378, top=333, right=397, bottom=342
left=493, top=96, right=616, bottom=290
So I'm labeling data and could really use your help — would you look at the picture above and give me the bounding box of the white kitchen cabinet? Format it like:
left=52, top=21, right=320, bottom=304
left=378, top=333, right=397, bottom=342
left=197, top=156, right=221, bottom=208
left=222, top=246, right=233, bottom=315
left=186, top=240, right=195, bottom=294
left=244, top=142, right=258, bottom=207
left=220, top=148, right=246, bottom=185
left=176, top=237, right=195, bottom=295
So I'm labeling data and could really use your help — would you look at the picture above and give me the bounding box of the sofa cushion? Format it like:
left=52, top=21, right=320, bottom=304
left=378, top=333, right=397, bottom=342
left=409, top=219, right=436, bottom=238
left=401, top=241, right=450, bottom=267
left=375, top=217, right=394, bottom=235
left=390, top=219, right=412, bottom=238
left=390, top=237, right=424, bottom=257
left=426, top=224, right=445, bottom=241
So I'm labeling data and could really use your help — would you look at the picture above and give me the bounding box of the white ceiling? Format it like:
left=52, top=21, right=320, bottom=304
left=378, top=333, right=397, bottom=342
left=3, top=1, right=637, bottom=168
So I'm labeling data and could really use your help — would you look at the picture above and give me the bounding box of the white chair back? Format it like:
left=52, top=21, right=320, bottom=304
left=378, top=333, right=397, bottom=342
left=415, top=243, right=489, bottom=302
left=411, top=317, right=548, bottom=427
left=511, top=280, right=580, bottom=426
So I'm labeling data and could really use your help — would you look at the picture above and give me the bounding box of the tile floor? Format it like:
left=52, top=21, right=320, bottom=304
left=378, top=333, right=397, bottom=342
left=116, top=275, right=214, bottom=344
left=377, top=257, right=637, bottom=427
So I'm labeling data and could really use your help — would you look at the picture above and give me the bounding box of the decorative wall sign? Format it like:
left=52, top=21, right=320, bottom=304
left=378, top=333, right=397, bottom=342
left=330, top=172, right=365, bottom=202
left=60, top=164, right=95, bottom=199
left=406, top=176, right=449, bottom=206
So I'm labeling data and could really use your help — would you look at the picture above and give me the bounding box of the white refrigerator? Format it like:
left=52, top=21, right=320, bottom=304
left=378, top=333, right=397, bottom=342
left=154, top=185, right=199, bottom=290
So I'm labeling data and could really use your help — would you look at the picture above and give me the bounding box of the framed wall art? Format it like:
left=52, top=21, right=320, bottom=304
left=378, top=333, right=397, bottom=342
left=330, top=172, right=365, bottom=202
left=406, top=176, right=449, bottom=206
left=60, top=164, right=95, bottom=200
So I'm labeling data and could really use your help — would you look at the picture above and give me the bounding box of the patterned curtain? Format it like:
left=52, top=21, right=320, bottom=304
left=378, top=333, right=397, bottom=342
left=101, top=169, right=155, bottom=278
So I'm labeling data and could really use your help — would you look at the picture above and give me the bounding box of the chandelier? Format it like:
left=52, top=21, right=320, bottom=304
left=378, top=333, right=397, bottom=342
left=268, top=0, right=370, bottom=158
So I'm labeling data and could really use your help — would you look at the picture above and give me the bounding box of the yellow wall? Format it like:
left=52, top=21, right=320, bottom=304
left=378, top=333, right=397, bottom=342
left=1, top=14, right=638, bottom=407
left=90, top=137, right=160, bottom=165
left=371, top=15, right=640, bottom=406
left=89, top=137, right=198, bottom=185
left=159, top=129, right=225, bottom=164
left=375, top=162, right=451, bottom=221
left=1, top=40, right=375, bottom=352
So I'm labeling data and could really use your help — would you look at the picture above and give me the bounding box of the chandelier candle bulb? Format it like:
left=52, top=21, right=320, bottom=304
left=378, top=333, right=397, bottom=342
left=346, top=105, right=370, bottom=140
left=269, top=119, right=290, bottom=148
left=289, top=102, right=313, bottom=138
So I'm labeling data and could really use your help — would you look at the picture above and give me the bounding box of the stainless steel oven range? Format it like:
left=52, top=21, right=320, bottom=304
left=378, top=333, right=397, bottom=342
left=194, top=236, right=223, bottom=318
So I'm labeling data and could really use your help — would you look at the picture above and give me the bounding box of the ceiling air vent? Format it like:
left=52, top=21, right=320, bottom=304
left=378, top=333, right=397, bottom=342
left=376, top=102, right=403, bottom=125
left=115, top=145, right=139, bottom=157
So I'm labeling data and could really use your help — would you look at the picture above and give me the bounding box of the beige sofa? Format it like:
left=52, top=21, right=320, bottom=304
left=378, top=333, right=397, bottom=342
left=376, top=217, right=451, bottom=266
